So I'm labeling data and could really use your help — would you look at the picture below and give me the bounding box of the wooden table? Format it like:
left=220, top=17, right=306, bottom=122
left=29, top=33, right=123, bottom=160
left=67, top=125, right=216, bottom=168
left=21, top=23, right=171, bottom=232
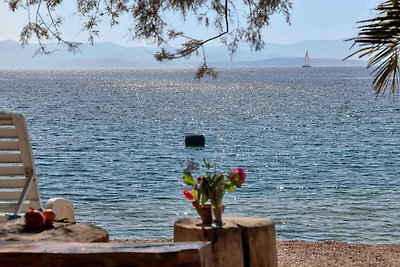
left=0, top=219, right=212, bottom=267
left=0, top=219, right=109, bottom=243
left=0, top=241, right=212, bottom=267
left=174, top=216, right=277, bottom=267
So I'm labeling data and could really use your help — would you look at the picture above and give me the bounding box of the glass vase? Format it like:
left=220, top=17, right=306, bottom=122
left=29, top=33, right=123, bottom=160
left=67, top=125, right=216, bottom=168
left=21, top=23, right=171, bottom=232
left=210, top=183, right=225, bottom=227
left=212, top=204, right=224, bottom=227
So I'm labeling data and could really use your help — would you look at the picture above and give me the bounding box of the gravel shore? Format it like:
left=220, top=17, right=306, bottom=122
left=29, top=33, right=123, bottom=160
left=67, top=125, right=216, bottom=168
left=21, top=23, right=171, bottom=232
left=111, top=239, right=400, bottom=266
left=276, top=240, right=400, bottom=266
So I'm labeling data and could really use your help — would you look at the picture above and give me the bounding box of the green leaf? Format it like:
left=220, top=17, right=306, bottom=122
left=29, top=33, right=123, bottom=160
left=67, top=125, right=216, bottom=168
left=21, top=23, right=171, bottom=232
left=193, top=190, right=199, bottom=201
left=201, top=193, right=209, bottom=206
left=204, top=161, right=211, bottom=169
left=225, top=184, right=236, bottom=192
left=346, top=0, right=400, bottom=97
left=182, top=173, right=196, bottom=186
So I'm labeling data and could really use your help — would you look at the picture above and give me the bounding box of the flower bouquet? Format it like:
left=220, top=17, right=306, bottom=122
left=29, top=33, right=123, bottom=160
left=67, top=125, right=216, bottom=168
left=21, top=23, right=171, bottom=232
left=182, top=160, right=246, bottom=227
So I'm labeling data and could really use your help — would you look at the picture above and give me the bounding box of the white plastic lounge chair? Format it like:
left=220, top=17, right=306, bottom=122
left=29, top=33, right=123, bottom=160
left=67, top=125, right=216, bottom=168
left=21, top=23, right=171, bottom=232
left=0, top=113, right=75, bottom=223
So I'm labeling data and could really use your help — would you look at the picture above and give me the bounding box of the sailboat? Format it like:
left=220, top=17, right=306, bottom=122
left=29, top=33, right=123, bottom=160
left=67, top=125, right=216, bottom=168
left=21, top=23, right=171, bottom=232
left=302, top=50, right=311, bottom=68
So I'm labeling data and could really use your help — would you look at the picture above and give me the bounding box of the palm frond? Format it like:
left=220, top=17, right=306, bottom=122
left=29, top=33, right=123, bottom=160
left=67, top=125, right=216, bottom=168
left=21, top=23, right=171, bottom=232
left=347, top=0, right=400, bottom=97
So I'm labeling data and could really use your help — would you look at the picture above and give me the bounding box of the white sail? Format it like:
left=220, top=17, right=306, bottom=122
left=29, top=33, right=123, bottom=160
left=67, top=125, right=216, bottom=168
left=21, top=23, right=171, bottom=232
left=302, top=50, right=311, bottom=67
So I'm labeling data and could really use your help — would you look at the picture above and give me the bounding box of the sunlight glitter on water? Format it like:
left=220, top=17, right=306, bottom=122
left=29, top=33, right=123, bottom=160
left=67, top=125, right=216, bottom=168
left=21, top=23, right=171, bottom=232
left=1, top=67, right=399, bottom=243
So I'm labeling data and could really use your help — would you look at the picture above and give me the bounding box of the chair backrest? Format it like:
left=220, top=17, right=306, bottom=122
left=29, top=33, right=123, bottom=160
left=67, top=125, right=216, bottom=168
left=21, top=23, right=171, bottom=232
left=0, top=113, right=41, bottom=215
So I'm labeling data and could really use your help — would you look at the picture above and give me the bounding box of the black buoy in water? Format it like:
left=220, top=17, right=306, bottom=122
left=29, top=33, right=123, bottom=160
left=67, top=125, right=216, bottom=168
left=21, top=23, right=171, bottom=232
left=185, top=134, right=205, bottom=147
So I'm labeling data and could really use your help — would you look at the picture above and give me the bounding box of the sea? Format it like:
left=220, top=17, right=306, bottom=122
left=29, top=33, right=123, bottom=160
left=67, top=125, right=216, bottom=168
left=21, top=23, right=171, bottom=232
left=1, top=67, right=399, bottom=244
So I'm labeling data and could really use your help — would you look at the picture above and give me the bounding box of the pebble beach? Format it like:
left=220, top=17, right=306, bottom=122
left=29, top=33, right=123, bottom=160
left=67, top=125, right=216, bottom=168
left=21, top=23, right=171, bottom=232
left=276, top=240, right=400, bottom=266
left=111, top=239, right=400, bottom=266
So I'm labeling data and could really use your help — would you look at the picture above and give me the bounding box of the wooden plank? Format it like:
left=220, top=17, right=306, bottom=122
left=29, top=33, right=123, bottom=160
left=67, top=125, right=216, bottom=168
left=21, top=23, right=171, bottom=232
left=0, top=178, right=26, bottom=188
left=0, top=141, right=19, bottom=151
left=0, top=153, right=21, bottom=163
left=0, top=241, right=212, bottom=267
left=0, top=128, right=18, bottom=138
left=0, top=202, right=18, bottom=213
left=0, top=166, right=25, bottom=176
left=0, top=201, right=38, bottom=213
left=0, top=120, right=13, bottom=126
left=0, top=114, right=12, bottom=120
left=0, top=190, right=22, bottom=201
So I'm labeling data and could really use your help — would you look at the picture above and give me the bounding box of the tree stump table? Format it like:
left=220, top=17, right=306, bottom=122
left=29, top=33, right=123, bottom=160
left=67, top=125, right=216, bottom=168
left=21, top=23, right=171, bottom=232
left=174, top=216, right=277, bottom=267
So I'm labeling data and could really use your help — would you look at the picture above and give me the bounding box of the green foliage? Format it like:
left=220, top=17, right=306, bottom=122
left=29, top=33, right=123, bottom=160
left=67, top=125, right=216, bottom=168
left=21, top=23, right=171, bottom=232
left=7, top=0, right=292, bottom=76
left=182, top=173, right=196, bottom=186
left=346, top=0, right=400, bottom=97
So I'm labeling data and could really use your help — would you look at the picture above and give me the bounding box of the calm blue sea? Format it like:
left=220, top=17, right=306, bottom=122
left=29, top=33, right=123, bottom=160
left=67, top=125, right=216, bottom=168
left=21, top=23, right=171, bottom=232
left=1, top=67, right=399, bottom=243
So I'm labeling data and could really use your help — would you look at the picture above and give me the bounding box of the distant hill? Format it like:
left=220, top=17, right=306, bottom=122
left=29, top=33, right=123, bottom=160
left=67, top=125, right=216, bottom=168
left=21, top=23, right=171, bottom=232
left=0, top=39, right=366, bottom=69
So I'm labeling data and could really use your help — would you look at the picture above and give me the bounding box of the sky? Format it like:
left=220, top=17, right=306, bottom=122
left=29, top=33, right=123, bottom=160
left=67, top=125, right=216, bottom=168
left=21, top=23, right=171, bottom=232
left=0, top=0, right=383, bottom=46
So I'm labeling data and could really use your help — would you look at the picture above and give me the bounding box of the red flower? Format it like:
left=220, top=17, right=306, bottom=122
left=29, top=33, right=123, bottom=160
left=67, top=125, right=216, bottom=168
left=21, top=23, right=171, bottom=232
left=229, top=167, right=246, bottom=187
left=183, top=189, right=195, bottom=200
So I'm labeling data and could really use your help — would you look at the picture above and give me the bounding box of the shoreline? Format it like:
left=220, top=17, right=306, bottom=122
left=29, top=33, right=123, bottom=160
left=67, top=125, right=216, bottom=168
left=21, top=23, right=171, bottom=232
left=110, top=239, right=400, bottom=266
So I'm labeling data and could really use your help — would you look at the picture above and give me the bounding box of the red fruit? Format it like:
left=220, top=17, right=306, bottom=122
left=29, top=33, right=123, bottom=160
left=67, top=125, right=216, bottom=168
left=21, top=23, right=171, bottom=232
left=24, top=209, right=46, bottom=231
left=42, top=209, right=56, bottom=226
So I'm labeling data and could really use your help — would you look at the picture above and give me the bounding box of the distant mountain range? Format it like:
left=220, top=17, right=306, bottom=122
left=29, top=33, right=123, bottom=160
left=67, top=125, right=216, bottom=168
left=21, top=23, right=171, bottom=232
left=0, top=39, right=366, bottom=69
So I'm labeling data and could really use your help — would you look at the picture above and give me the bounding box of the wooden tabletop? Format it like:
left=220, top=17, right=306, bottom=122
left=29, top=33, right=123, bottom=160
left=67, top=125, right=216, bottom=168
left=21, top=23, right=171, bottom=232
left=0, top=219, right=109, bottom=243
left=0, top=241, right=212, bottom=267
left=0, top=219, right=214, bottom=267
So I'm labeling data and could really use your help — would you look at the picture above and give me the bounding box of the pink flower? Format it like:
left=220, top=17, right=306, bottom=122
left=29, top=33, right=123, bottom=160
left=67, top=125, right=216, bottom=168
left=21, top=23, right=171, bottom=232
left=183, top=189, right=195, bottom=200
left=229, top=167, right=246, bottom=187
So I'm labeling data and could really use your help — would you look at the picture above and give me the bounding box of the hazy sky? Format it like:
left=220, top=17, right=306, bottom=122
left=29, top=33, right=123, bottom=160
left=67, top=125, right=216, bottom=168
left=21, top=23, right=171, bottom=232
left=0, top=0, right=382, bottom=46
